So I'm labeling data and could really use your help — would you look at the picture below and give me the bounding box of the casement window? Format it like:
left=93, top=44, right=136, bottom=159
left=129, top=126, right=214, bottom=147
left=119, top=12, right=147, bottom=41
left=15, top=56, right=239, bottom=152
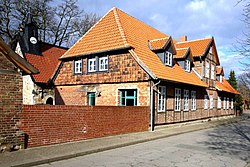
left=120, top=89, right=137, bottom=106
left=99, top=56, right=108, bottom=71
left=217, top=96, right=221, bottom=109
left=165, top=51, right=173, bottom=66
left=183, top=90, right=189, bottom=111
left=74, top=60, right=82, bottom=74
left=205, top=61, right=210, bottom=78
left=185, top=60, right=191, bottom=72
left=231, top=98, right=234, bottom=109
left=88, top=58, right=97, bottom=72
left=227, top=98, right=229, bottom=109
left=211, top=64, right=215, bottom=80
left=219, top=75, right=222, bottom=83
left=175, top=88, right=181, bottom=111
left=204, top=95, right=208, bottom=109
left=158, top=86, right=166, bottom=112
left=88, top=92, right=96, bottom=106
left=210, top=95, right=214, bottom=109
left=223, top=97, right=226, bottom=109
left=191, top=91, right=196, bottom=110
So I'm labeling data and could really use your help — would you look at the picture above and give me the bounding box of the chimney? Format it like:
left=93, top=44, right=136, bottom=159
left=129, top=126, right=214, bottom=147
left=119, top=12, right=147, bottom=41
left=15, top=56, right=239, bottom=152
left=180, top=36, right=187, bottom=42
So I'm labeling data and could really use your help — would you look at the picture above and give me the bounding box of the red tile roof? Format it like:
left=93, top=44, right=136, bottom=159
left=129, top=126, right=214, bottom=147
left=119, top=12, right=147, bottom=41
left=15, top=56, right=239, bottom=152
left=149, top=37, right=169, bottom=50
left=25, top=43, right=67, bottom=83
left=216, top=66, right=224, bottom=75
left=216, top=78, right=239, bottom=94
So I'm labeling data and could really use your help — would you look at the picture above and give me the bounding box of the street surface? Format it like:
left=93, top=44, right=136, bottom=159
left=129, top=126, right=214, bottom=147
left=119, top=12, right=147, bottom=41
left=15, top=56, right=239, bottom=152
left=37, top=116, right=250, bottom=167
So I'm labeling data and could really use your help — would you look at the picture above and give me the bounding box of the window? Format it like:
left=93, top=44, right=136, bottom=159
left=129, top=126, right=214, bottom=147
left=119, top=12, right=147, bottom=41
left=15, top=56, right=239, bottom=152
left=223, top=97, right=226, bottom=109
left=74, top=60, right=82, bottom=74
left=120, top=89, right=137, bottom=106
left=158, top=86, right=166, bottom=112
left=88, top=58, right=96, bottom=72
left=175, top=88, right=181, bottom=111
left=185, top=60, right=191, bottom=72
left=99, top=56, right=108, bottom=71
left=191, top=91, right=196, bottom=110
left=165, top=51, right=172, bottom=66
left=88, top=92, right=96, bottom=106
left=231, top=98, right=234, bottom=109
left=227, top=98, right=229, bottom=109
left=205, top=61, right=210, bottom=78
left=219, top=75, right=222, bottom=83
left=217, top=96, right=221, bottom=109
left=209, top=46, right=213, bottom=54
left=210, top=95, right=214, bottom=109
left=211, top=64, right=215, bottom=80
left=184, top=90, right=189, bottom=111
left=204, top=95, right=208, bottom=109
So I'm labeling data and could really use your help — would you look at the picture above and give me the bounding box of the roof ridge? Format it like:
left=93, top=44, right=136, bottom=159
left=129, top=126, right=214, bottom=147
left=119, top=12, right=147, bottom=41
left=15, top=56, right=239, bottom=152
left=176, top=37, right=212, bottom=44
left=61, top=7, right=115, bottom=58
left=113, top=8, right=130, bottom=47
left=149, top=37, right=169, bottom=42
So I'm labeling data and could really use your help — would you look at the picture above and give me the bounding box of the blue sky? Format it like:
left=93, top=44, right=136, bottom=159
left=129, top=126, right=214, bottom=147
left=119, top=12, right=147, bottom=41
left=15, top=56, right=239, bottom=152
left=75, top=0, right=248, bottom=78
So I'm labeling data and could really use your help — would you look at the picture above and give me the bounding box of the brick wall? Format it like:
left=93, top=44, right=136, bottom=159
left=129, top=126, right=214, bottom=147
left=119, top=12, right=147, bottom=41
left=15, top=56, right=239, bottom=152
left=20, top=105, right=149, bottom=147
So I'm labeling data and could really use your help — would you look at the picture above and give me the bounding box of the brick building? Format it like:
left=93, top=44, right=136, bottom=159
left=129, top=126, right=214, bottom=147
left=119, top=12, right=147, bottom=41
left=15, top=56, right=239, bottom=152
left=53, top=7, right=239, bottom=127
left=0, top=37, right=38, bottom=151
left=14, top=14, right=68, bottom=105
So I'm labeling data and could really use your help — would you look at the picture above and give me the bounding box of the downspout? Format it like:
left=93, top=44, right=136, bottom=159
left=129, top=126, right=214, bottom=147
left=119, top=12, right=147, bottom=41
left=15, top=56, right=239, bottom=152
left=150, top=79, right=161, bottom=132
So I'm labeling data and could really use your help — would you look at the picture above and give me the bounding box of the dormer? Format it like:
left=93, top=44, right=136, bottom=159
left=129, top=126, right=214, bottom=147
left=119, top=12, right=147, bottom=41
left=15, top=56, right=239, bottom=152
left=174, top=47, right=194, bottom=72
left=216, top=66, right=224, bottom=83
left=148, top=36, right=176, bottom=67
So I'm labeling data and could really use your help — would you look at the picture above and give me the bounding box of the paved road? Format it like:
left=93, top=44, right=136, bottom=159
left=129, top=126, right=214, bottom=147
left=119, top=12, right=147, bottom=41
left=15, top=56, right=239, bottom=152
left=37, top=116, right=250, bottom=167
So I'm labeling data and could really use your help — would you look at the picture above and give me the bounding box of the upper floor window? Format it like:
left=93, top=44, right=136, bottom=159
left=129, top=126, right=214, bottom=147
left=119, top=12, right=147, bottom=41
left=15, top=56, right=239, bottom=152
left=74, top=60, right=82, bottom=74
left=205, top=61, right=210, bottom=78
left=99, top=56, right=108, bottom=71
left=185, top=60, right=191, bottom=72
left=165, top=51, right=172, bottom=66
left=209, top=46, right=213, bottom=54
left=120, top=89, right=137, bottom=106
left=158, top=86, right=166, bottom=112
left=88, top=58, right=97, bottom=72
left=183, top=90, right=189, bottom=111
left=211, top=64, right=215, bottom=80
left=191, top=91, right=196, bottom=110
left=204, top=95, right=208, bottom=109
left=175, top=88, right=181, bottom=111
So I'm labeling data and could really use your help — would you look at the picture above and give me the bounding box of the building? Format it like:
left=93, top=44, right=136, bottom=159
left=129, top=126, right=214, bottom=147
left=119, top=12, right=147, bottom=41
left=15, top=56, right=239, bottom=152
left=0, top=36, right=38, bottom=151
left=14, top=14, right=68, bottom=105
left=53, top=7, right=239, bottom=126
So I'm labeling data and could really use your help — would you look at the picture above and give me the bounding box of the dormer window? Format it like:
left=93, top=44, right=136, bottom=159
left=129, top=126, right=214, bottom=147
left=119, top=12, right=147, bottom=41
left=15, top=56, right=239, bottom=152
left=165, top=51, right=172, bottom=66
left=184, top=59, right=190, bottom=72
left=219, top=75, right=222, bottom=83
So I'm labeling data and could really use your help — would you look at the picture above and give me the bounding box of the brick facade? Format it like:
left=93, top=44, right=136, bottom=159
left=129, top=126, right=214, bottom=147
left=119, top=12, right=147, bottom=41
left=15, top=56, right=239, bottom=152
left=20, top=105, right=149, bottom=147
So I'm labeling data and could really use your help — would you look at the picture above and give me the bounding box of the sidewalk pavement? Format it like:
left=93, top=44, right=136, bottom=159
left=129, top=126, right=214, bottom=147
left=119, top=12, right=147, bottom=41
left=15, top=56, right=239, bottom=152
left=0, top=114, right=248, bottom=167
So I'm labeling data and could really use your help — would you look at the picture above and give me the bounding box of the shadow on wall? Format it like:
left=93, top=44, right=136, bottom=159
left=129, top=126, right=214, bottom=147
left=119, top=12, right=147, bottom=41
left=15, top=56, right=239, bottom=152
left=54, top=87, right=65, bottom=105
left=202, top=115, right=250, bottom=163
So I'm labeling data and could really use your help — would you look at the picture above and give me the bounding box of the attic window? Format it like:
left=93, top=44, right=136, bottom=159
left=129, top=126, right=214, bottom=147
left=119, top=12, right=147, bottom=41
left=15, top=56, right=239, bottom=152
left=165, top=51, right=172, bottom=66
left=74, top=60, right=82, bottom=74
left=209, top=46, right=213, bottom=54
left=184, top=60, right=190, bottom=72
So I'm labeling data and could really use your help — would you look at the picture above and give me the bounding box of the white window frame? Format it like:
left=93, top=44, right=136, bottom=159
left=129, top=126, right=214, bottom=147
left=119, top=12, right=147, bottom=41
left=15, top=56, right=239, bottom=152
left=99, top=56, right=108, bottom=71
left=227, top=98, right=229, bottom=109
left=231, top=98, right=234, bottom=109
left=223, top=97, right=226, bottom=109
left=217, top=96, right=221, bottom=109
left=158, top=86, right=166, bottom=112
left=165, top=51, right=172, bottom=66
left=185, top=59, right=191, bottom=72
left=204, top=95, right=208, bottom=109
left=88, top=58, right=97, bottom=72
left=74, top=60, right=82, bottom=74
left=175, top=88, right=181, bottom=111
left=205, top=61, right=210, bottom=78
left=191, top=91, right=196, bottom=110
left=183, top=90, right=189, bottom=111
left=211, top=64, right=215, bottom=80
left=210, top=95, right=214, bottom=109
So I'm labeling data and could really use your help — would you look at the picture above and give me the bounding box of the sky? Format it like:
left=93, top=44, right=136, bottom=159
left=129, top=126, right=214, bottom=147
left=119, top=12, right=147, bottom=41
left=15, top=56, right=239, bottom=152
left=74, top=0, right=249, bottom=78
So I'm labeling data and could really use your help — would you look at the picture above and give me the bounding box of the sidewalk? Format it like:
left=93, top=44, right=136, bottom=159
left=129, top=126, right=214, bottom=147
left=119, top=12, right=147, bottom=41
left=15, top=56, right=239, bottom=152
left=0, top=114, right=246, bottom=167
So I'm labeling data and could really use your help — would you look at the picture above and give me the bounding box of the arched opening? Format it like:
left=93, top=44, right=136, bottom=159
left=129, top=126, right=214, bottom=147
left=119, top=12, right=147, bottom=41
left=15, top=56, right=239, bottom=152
left=46, top=97, right=53, bottom=105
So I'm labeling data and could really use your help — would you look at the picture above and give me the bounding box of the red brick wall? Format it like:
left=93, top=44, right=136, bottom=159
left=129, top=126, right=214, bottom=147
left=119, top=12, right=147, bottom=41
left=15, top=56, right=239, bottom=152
left=20, top=105, right=149, bottom=147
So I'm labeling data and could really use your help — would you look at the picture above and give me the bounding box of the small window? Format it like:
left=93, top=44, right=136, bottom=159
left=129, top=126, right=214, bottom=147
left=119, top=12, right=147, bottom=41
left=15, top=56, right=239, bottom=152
left=74, top=60, right=82, bottom=74
left=99, top=56, right=108, bottom=71
left=191, top=91, right=196, bottom=110
left=175, top=88, right=181, bottom=111
left=185, top=60, right=190, bottom=72
left=210, top=95, right=214, bottom=109
left=120, top=89, right=137, bottom=106
left=227, top=98, right=229, bottom=109
left=204, top=95, right=208, bottom=109
left=88, top=58, right=96, bottom=72
left=209, top=46, right=213, bottom=54
left=217, top=96, right=221, bottom=109
left=183, top=90, right=189, bottom=111
left=205, top=61, right=210, bottom=78
left=158, top=86, right=166, bottom=112
left=165, top=51, right=172, bottom=66
left=231, top=98, right=234, bottom=109
left=223, top=97, right=226, bottom=109
left=88, top=92, right=96, bottom=106
left=211, top=64, right=215, bottom=80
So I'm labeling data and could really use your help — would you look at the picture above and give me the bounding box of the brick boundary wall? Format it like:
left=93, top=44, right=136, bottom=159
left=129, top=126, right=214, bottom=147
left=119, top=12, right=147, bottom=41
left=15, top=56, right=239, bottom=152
left=20, top=105, right=149, bottom=148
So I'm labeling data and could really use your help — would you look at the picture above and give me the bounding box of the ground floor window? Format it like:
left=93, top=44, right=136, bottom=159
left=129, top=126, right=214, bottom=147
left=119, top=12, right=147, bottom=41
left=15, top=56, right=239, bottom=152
left=217, top=96, right=221, bottom=109
left=120, top=89, right=137, bottom=106
left=227, top=98, right=229, bottom=109
left=158, top=86, right=166, bottom=112
left=204, top=95, right=208, bottom=109
left=183, top=90, right=189, bottom=111
left=210, top=95, right=214, bottom=109
left=231, top=98, right=234, bottom=109
left=191, top=91, right=196, bottom=110
left=223, top=97, right=226, bottom=109
left=88, top=92, right=96, bottom=106
left=175, top=88, right=181, bottom=111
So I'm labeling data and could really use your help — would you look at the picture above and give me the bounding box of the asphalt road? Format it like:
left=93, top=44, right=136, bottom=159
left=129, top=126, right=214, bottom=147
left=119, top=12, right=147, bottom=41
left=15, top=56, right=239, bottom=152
left=36, top=116, right=250, bottom=167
